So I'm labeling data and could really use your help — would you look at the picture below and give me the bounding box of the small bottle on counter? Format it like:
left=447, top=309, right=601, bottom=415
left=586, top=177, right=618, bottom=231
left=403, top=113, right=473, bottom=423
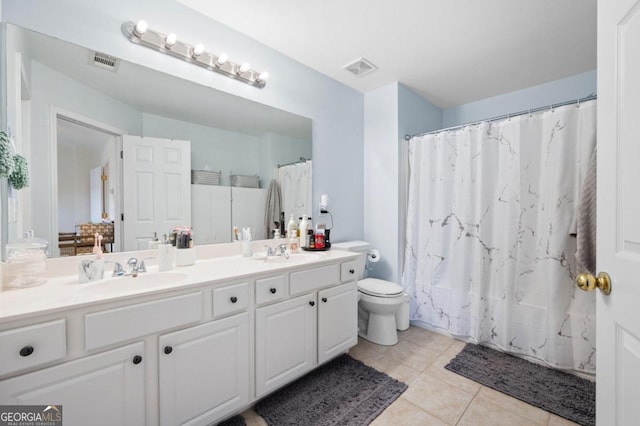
left=308, top=229, right=315, bottom=249
left=315, top=226, right=325, bottom=249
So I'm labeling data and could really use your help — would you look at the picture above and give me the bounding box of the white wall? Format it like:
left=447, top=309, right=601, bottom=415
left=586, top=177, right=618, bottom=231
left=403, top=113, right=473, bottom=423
left=364, top=83, right=443, bottom=283
left=2, top=0, right=365, bottom=242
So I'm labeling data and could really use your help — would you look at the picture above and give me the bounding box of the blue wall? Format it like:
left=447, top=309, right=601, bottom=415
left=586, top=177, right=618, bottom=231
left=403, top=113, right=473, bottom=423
left=2, top=0, right=364, bottom=242
left=364, top=82, right=441, bottom=283
left=443, top=70, right=596, bottom=128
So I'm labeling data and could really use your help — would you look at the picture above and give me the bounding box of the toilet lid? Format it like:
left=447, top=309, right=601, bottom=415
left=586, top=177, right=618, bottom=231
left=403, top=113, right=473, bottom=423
left=358, top=278, right=403, bottom=297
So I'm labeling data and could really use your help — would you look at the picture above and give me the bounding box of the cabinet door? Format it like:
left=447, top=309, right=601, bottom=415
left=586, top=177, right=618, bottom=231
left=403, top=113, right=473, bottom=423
left=255, top=293, right=316, bottom=397
left=318, top=282, right=358, bottom=364
left=159, top=313, right=249, bottom=426
left=0, top=342, right=145, bottom=426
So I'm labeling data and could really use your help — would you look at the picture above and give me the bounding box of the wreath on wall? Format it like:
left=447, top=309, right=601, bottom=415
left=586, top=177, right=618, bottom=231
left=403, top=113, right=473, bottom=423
left=0, top=130, right=30, bottom=190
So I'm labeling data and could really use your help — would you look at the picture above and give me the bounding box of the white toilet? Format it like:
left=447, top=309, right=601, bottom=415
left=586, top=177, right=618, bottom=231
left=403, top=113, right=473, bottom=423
left=333, top=241, right=410, bottom=346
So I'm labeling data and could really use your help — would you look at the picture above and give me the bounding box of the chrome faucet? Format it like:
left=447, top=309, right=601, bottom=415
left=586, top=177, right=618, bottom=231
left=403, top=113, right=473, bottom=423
left=125, top=257, right=154, bottom=277
left=264, top=244, right=290, bottom=259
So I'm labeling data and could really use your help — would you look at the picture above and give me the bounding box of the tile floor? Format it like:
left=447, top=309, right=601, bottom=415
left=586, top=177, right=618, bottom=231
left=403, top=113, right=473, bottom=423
left=241, top=326, right=581, bottom=426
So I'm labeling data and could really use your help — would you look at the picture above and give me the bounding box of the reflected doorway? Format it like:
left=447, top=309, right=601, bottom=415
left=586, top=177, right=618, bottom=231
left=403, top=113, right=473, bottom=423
left=55, top=114, right=122, bottom=256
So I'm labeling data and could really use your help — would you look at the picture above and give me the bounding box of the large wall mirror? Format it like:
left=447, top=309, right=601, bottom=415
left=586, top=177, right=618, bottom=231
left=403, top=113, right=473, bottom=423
left=2, top=24, right=313, bottom=257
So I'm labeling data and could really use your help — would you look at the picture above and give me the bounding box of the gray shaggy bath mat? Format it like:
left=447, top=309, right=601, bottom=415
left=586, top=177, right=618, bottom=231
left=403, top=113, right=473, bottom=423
left=255, top=354, right=407, bottom=425
left=445, top=343, right=595, bottom=426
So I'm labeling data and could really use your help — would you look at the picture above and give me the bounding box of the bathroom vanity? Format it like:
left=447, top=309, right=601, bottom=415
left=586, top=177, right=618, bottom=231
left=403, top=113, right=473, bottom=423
left=0, top=245, right=360, bottom=426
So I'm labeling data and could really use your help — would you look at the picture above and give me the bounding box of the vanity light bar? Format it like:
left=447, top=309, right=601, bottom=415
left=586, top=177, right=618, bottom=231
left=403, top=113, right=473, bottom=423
left=122, top=21, right=268, bottom=88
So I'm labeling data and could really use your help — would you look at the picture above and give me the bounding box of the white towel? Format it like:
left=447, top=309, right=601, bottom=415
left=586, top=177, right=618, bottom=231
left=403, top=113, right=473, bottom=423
left=574, top=145, right=597, bottom=274
left=264, top=179, right=282, bottom=238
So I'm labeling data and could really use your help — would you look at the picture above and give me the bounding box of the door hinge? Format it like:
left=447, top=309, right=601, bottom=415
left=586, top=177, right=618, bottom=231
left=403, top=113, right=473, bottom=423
left=120, top=150, right=123, bottom=159
left=121, top=213, right=124, bottom=221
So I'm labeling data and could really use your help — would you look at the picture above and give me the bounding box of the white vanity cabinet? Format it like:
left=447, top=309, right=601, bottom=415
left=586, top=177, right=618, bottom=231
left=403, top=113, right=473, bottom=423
left=0, top=342, right=146, bottom=426
left=158, top=312, right=249, bottom=426
left=255, top=261, right=358, bottom=398
left=318, top=282, right=358, bottom=363
left=255, top=293, right=317, bottom=397
left=0, top=249, right=360, bottom=426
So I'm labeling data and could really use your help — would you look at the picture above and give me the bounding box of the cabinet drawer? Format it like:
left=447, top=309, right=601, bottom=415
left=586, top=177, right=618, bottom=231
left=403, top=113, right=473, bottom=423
left=290, top=264, right=340, bottom=295
left=213, top=282, right=249, bottom=318
left=255, top=275, right=287, bottom=306
left=85, top=292, right=203, bottom=351
left=0, top=319, right=66, bottom=376
left=340, top=260, right=359, bottom=282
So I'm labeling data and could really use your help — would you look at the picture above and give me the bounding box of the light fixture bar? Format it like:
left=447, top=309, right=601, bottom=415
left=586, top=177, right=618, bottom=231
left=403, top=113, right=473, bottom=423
left=121, top=21, right=268, bottom=88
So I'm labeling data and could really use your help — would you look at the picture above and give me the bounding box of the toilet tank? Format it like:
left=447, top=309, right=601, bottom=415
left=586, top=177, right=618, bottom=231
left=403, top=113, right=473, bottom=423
left=332, top=241, right=370, bottom=280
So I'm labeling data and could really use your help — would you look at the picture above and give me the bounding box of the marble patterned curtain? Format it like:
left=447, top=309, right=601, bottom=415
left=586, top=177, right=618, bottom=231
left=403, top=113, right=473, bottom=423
left=403, top=101, right=597, bottom=372
left=277, top=160, right=313, bottom=221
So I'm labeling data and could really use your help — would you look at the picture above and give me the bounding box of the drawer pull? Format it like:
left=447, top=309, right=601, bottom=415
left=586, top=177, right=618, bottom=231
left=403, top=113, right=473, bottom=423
left=132, top=355, right=143, bottom=365
left=270, top=288, right=277, bottom=294
left=230, top=296, right=238, bottom=304
left=349, top=269, right=355, bottom=274
left=309, top=301, right=315, bottom=307
left=19, top=345, right=34, bottom=357
left=322, top=297, right=328, bottom=303
left=164, top=346, right=173, bottom=355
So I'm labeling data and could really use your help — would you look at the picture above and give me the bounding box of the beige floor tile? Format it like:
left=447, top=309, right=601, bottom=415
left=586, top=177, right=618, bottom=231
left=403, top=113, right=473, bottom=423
left=457, top=395, right=538, bottom=426
left=354, top=337, right=386, bottom=353
left=401, top=326, right=457, bottom=354
left=371, top=397, right=449, bottom=426
left=241, top=408, right=268, bottom=426
left=402, top=373, right=475, bottom=424
left=548, top=414, right=581, bottom=426
left=475, top=387, right=550, bottom=426
left=349, top=344, right=385, bottom=366
left=365, top=353, right=422, bottom=384
left=378, top=338, right=440, bottom=371
left=424, top=351, right=482, bottom=395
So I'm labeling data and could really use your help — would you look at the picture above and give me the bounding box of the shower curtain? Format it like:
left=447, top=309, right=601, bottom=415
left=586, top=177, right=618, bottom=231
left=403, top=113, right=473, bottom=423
left=277, top=160, right=313, bottom=221
left=403, top=101, right=597, bottom=372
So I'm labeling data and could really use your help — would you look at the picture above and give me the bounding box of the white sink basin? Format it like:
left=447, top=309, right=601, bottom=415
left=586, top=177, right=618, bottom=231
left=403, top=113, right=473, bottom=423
left=79, top=271, right=190, bottom=292
left=264, top=252, right=325, bottom=263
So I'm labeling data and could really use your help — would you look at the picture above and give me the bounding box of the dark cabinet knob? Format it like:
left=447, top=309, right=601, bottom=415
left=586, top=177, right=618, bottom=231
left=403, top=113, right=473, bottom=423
left=19, top=346, right=34, bottom=357
left=164, top=346, right=173, bottom=355
left=230, top=296, right=238, bottom=303
left=322, top=297, right=328, bottom=303
left=270, top=288, right=277, bottom=294
left=309, top=301, right=315, bottom=306
left=349, top=269, right=355, bottom=274
left=132, top=355, right=143, bottom=365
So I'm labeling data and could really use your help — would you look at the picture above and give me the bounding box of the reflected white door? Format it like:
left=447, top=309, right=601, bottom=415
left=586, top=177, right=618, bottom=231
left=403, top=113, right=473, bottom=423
left=597, top=0, right=640, bottom=423
left=123, top=136, right=191, bottom=251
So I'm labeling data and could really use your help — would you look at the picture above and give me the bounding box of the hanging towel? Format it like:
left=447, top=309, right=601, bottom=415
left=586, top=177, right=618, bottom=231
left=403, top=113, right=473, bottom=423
left=573, top=145, right=597, bottom=275
left=264, top=179, right=282, bottom=239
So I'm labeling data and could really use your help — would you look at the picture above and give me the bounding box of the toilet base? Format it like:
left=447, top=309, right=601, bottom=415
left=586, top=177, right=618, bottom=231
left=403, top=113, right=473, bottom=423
left=358, top=313, right=399, bottom=346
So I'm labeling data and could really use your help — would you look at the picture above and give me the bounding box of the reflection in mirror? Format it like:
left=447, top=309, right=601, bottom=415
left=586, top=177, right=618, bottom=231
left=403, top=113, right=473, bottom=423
left=3, top=24, right=312, bottom=257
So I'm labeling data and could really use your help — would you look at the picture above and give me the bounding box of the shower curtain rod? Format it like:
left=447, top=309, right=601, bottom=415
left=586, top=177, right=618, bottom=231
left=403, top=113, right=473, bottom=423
left=277, top=157, right=310, bottom=168
left=404, top=93, right=597, bottom=141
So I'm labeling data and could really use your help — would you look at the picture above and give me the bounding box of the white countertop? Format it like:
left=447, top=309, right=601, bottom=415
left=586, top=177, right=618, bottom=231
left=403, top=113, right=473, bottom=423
left=0, top=244, right=359, bottom=323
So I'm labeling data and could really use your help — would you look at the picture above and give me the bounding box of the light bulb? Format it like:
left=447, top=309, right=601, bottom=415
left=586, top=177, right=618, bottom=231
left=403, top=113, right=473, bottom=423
left=257, top=71, right=269, bottom=82
left=133, top=20, right=148, bottom=37
left=238, top=62, right=250, bottom=73
left=215, top=53, right=228, bottom=66
left=192, top=44, right=204, bottom=57
left=165, top=33, right=177, bottom=47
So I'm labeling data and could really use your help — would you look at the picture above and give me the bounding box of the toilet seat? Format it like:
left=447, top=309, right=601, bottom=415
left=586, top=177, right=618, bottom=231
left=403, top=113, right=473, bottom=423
left=358, top=278, right=403, bottom=298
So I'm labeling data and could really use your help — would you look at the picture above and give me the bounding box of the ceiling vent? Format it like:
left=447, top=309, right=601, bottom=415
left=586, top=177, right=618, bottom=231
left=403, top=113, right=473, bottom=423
left=342, top=57, right=377, bottom=78
left=90, top=51, right=120, bottom=72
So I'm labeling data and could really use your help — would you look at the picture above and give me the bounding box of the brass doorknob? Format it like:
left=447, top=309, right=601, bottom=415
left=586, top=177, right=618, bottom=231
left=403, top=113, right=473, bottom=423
left=576, top=272, right=612, bottom=295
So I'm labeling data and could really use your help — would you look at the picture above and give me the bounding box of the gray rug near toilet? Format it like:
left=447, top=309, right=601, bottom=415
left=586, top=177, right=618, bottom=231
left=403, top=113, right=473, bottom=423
left=255, top=354, right=407, bottom=425
left=445, top=343, right=595, bottom=426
